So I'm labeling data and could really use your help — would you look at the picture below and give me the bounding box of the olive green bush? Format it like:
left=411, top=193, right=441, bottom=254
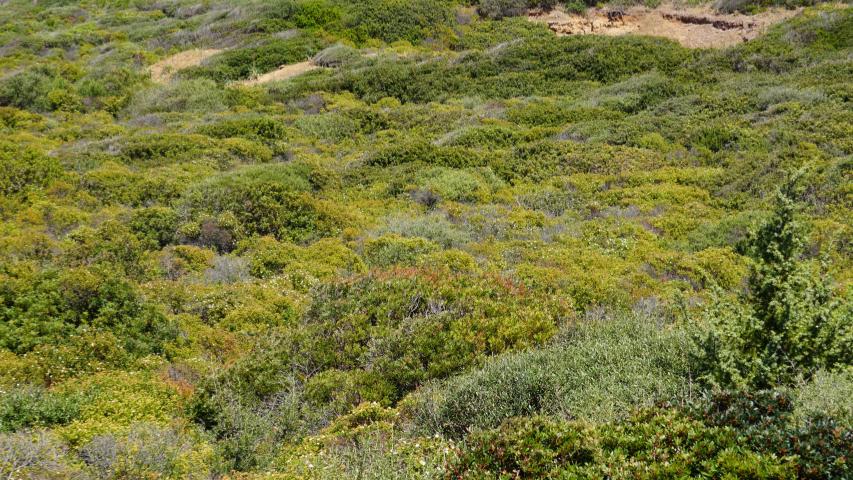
left=408, top=312, right=696, bottom=436
left=0, top=2, right=850, bottom=477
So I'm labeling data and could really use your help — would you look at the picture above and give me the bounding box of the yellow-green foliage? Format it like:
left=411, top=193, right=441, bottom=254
left=0, top=1, right=850, bottom=477
left=55, top=371, right=180, bottom=445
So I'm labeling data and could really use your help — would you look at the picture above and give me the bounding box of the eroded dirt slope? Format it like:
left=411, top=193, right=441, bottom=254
left=529, top=5, right=801, bottom=48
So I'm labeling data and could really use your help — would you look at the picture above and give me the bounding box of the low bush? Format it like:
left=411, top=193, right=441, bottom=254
left=0, top=267, right=175, bottom=360
left=478, top=0, right=559, bottom=20
left=344, top=0, right=455, bottom=44
left=449, top=410, right=796, bottom=478
left=362, top=234, right=439, bottom=267
left=180, top=164, right=337, bottom=243
left=197, top=116, right=288, bottom=142
left=129, top=206, right=180, bottom=249
left=0, top=387, right=84, bottom=432
left=0, top=142, right=62, bottom=196
left=407, top=312, right=696, bottom=437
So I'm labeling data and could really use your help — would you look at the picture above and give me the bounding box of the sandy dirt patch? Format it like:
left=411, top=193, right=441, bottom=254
left=236, top=61, right=319, bottom=86
left=528, top=6, right=801, bottom=48
left=149, top=48, right=222, bottom=82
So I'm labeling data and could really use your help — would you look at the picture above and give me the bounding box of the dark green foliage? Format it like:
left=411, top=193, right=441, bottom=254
left=449, top=411, right=796, bottom=478
left=294, top=271, right=560, bottom=398
left=119, top=133, right=216, bottom=166
left=0, top=387, right=83, bottom=432
left=291, top=34, right=690, bottom=103
left=693, top=179, right=852, bottom=389
left=694, top=390, right=853, bottom=479
left=180, top=164, right=334, bottom=243
left=188, top=337, right=305, bottom=471
left=0, top=66, right=67, bottom=112
left=448, top=416, right=597, bottom=478
left=197, top=116, right=288, bottom=142
left=478, top=0, right=559, bottom=20
left=345, top=0, right=455, bottom=43
left=0, top=267, right=173, bottom=357
left=495, top=140, right=665, bottom=182
left=367, top=141, right=490, bottom=168
left=254, top=0, right=344, bottom=32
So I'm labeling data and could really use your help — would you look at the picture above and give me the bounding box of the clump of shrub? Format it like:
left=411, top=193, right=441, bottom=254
left=312, top=43, right=360, bottom=67
left=344, top=0, right=455, bottom=44
left=179, top=163, right=337, bottom=243
left=449, top=410, right=797, bottom=478
left=407, top=311, right=696, bottom=437
left=478, top=0, right=559, bottom=20
left=0, top=267, right=175, bottom=362
left=0, top=142, right=62, bottom=196
left=0, top=387, right=84, bottom=432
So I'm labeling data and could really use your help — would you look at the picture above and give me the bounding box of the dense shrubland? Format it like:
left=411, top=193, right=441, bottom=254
left=0, top=0, right=850, bottom=478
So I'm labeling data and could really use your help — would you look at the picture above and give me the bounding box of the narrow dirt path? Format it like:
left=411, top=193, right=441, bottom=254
left=236, top=61, right=319, bottom=86
left=528, top=5, right=801, bottom=48
left=149, top=48, right=222, bottom=83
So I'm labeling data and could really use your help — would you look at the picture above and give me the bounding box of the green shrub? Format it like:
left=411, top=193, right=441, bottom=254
left=0, top=142, right=62, bottom=196
left=449, top=416, right=597, bottom=478
left=197, top=116, right=288, bottom=142
left=344, top=0, right=455, bottom=44
left=362, top=234, right=439, bottom=267
left=477, top=0, right=528, bottom=20
left=129, top=207, right=180, bottom=250
left=119, top=133, right=215, bottom=166
left=0, top=386, right=84, bottom=432
left=0, top=66, right=64, bottom=112
left=694, top=389, right=853, bottom=479
left=477, top=0, right=560, bottom=20
left=449, top=410, right=796, bottom=479
left=182, top=35, right=325, bottom=83
left=367, top=141, right=489, bottom=169
left=180, top=164, right=336, bottom=243
left=408, top=312, right=696, bottom=437
left=0, top=267, right=174, bottom=359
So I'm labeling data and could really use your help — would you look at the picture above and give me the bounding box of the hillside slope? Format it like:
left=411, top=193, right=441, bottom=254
left=0, top=1, right=851, bottom=478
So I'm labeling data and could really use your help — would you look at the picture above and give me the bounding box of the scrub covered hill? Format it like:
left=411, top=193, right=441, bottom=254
left=0, top=0, right=851, bottom=478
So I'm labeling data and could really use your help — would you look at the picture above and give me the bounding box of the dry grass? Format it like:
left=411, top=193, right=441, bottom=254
left=149, top=49, right=222, bottom=83
left=236, top=61, right=320, bottom=86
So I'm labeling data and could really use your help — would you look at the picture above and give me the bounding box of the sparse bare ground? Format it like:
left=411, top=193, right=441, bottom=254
left=149, top=48, right=222, bottom=83
left=529, top=5, right=801, bottom=48
left=236, top=61, right=320, bottom=86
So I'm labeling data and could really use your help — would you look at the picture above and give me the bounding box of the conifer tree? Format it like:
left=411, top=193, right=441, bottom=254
left=695, top=177, right=852, bottom=389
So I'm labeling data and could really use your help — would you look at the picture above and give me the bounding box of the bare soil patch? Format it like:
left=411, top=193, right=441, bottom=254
left=149, top=48, right=222, bottom=83
left=236, top=61, right=320, bottom=86
left=528, top=5, right=801, bottom=48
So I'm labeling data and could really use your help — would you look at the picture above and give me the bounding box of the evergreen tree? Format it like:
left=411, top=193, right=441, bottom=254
left=695, top=178, right=852, bottom=389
